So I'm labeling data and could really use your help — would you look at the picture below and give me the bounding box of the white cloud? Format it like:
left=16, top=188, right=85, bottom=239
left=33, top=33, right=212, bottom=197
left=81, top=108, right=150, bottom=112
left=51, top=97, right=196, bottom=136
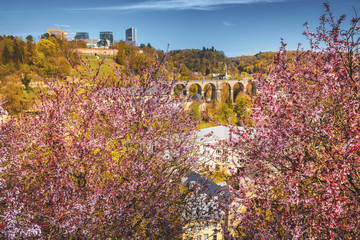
left=54, top=24, right=71, bottom=28
left=75, top=0, right=285, bottom=11
left=222, top=21, right=235, bottom=26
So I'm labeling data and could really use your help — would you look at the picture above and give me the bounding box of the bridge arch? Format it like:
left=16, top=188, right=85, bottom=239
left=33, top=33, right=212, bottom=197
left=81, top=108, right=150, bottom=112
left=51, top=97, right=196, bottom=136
left=220, top=82, right=232, bottom=103
left=174, top=78, right=252, bottom=101
left=204, top=83, right=216, bottom=102
left=247, top=83, right=257, bottom=95
left=173, top=84, right=187, bottom=98
left=233, top=82, right=245, bottom=101
left=189, top=83, right=202, bottom=98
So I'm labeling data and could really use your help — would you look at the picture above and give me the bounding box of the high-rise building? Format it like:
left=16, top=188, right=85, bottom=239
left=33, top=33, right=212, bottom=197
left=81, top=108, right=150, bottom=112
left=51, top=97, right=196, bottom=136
left=75, top=32, right=89, bottom=40
left=126, top=27, right=137, bottom=46
left=100, top=32, right=113, bottom=42
left=48, top=29, right=67, bottom=40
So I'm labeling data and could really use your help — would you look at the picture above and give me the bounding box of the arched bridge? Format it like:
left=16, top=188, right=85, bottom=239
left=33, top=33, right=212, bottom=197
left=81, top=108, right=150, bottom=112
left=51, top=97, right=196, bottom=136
left=174, top=79, right=255, bottom=102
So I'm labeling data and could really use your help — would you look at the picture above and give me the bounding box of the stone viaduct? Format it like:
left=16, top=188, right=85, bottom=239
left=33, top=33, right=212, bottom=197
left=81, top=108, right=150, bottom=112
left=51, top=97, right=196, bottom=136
left=174, top=79, right=253, bottom=102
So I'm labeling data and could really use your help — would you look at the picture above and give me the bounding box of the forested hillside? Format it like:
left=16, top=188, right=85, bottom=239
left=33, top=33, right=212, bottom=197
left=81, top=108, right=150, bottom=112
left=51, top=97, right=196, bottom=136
left=0, top=34, right=281, bottom=114
left=167, top=47, right=241, bottom=79
left=230, top=50, right=298, bottom=74
left=230, top=51, right=276, bottom=74
left=114, top=45, right=244, bottom=80
left=0, top=35, right=83, bottom=113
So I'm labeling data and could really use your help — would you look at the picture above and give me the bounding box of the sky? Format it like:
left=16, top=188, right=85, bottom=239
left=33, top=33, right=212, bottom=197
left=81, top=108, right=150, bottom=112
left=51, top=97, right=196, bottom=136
left=1, top=0, right=359, bottom=57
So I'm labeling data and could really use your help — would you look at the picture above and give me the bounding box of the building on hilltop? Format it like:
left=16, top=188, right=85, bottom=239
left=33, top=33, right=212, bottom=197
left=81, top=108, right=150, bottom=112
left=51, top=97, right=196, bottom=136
left=75, top=32, right=89, bottom=40
left=83, top=39, right=110, bottom=49
left=126, top=27, right=137, bottom=46
left=47, top=29, right=67, bottom=40
left=214, top=65, right=232, bottom=80
left=100, top=32, right=113, bottom=42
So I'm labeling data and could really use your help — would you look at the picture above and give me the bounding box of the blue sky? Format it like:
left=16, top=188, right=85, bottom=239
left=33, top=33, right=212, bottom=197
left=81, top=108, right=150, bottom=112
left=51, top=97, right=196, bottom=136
left=1, top=0, right=358, bottom=57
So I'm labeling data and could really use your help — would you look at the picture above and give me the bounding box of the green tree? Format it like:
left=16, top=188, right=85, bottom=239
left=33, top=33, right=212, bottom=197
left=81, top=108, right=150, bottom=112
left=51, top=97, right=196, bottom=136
left=190, top=100, right=202, bottom=120
left=234, top=92, right=252, bottom=126
left=0, top=55, right=199, bottom=239
left=21, top=73, right=31, bottom=90
left=189, top=84, right=199, bottom=97
left=0, top=74, right=28, bottom=114
left=214, top=100, right=236, bottom=124
left=24, top=36, right=35, bottom=65
left=26, top=35, right=33, bottom=44
left=220, top=83, right=232, bottom=107
left=109, top=34, right=114, bottom=47
left=41, top=33, right=49, bottom=39
left=20, top=65, right=32, bottom=90
left=36, top=39, right=58, bottom=58
left=102, top=37, right=108, bottom=48
left=2, top=45, right=11, bottom=64
left=12, top=39, right=23, bottom=64
left=115, top=41, right=133, bottom=66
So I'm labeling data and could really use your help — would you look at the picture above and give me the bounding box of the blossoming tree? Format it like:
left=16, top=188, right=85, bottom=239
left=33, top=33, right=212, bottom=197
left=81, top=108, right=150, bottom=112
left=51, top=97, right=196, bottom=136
left=225, top=4, right=360, bottom=239
left=0, top=57, right=198, bottom=239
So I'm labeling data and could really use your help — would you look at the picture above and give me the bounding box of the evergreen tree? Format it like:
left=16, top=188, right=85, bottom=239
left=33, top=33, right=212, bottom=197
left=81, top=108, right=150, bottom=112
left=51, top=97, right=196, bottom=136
left=2, top=45, right=11, bottom=64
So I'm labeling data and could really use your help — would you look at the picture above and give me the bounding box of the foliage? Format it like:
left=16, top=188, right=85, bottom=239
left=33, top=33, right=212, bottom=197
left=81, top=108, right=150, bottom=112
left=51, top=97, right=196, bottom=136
left=0, top=35, right=83, bottom=113
left=70, top=40, right=88, bottom=49
left=230, top=51, right=277, bottom=74
left=20, top=65, right=32, bottom=90
left=34, top=37, right=72, bottom=78
left=0, top=56, right=199, bottom=239
left=213, top=101, right=236, bottom=124
left=36, top=38, right=59, bottom=58
left=234, top=92, right=252, bottom=126
left=41, top=33, right=49, bottom=39
left=196, top=120, right=218, bottom=129
left=230, top=51, right=300, bottom=75
left=114, top=41, right=164, bottom=75
left=0, top=74, right=28, bottom=114
left=168, top=47, right=240, bottom=79
left=204, top=99, right=236, bottom=125
left=189, top=84, right=199, bottom=97
left=0, top=36, right=27, bottom=67
left=173, top=84, right=186, bottom=97
left=202, top=83, right=247, bottom=126
left=190, top=100, right=202, bottom=120
left=224, top=5, right=360, bottom=239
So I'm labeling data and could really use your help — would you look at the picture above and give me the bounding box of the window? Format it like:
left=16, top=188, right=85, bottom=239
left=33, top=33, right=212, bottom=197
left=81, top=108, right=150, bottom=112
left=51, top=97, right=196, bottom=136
left=196, top=224, right=201, bottom=231
left=204, top=222, right=209, bottom=229
left=213, top=234, right=217, bottom=240
left=204, top=234, right=209, bottom=240
left=187, top=226, right=192, bottom=233
left=196, top=236, right=201, bottom=240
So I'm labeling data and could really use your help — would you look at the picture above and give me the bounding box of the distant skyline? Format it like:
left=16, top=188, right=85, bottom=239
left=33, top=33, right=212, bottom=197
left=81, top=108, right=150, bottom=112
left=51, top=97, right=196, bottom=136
left=1, top=0, right=359, bottom=57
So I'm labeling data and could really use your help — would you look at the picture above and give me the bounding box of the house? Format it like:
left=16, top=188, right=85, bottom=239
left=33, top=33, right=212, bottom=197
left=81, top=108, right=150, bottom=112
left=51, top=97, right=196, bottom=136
left=83, top=39, right=111, bottom=49
left=191, top=93, right=204, bottom=101
left=182, top=171, right=229, bottom=240
left=183, top=126, right=248, bottom=239
left=195, top=126, right=241, bottom=172
left=47, top=29, right=67, bottom=40
left=194, top=125, right=255, bottom=239
left=214, top=71, right=231, bottom=80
